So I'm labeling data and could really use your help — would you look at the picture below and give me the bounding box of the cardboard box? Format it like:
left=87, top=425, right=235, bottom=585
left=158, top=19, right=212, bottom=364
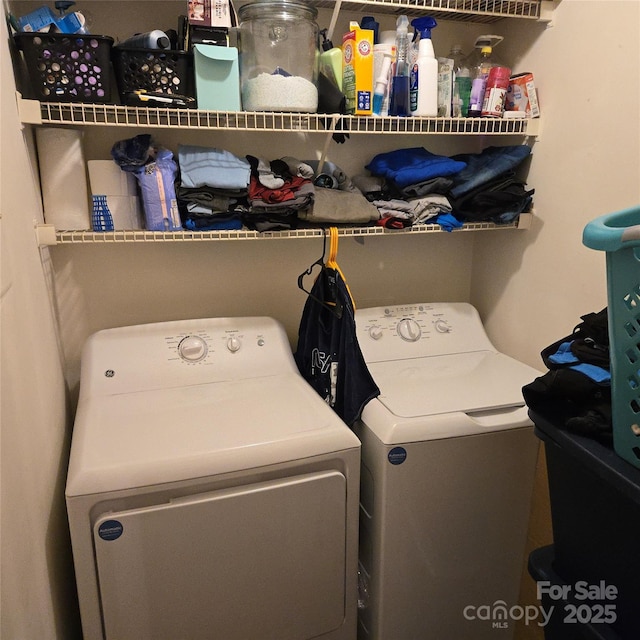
left=342, top=23, right=374, bottom=115
left=505, top=72, right=540, bottom=118
left=188, top=0, right=233, bottom=28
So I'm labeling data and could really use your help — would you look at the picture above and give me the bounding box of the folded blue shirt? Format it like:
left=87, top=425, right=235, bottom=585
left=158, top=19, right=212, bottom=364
left=365, top=147, right=467, bottom=188
left=178, top=145, right=251, bottom=191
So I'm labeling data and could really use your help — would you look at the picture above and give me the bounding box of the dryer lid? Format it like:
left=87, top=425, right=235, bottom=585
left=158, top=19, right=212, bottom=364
left=66, top=373, right=359, bottom=496
left=368, top=351, right=537, bottom=417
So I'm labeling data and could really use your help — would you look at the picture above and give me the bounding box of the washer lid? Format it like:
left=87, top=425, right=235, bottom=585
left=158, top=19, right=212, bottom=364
left=66, top=373, right=359, bottom=496
left=368, top=351, right=538, bottom=417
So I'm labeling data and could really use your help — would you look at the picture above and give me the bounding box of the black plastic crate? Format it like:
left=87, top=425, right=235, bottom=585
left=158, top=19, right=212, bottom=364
left=528, top=546, right=621, bottom=640
left=111, top=46, right=195, bottom=107
left=531, top=410, right=640, bottom=639
left=14, top=32, right=114, bottom=103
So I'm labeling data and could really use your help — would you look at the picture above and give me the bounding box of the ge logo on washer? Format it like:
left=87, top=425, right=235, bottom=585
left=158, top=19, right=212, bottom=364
left=388, top=447, right=407, bottom=465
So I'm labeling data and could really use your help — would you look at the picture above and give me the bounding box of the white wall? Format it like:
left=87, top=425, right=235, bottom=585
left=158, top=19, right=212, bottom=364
left=0, top=7, right=82, bottom=639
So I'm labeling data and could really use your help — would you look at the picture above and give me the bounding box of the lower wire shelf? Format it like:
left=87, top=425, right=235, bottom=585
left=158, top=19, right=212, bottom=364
left=36, top=214, right=532, bottom=246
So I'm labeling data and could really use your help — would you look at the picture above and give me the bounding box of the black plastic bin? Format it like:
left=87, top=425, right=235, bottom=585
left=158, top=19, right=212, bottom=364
left=531, top=410, right=640, bottom=639
left=528, top=546, right=620, bottom=640
left=13, top=32, right=114, bottom=103
left=111, top=46, right=195, bottom=107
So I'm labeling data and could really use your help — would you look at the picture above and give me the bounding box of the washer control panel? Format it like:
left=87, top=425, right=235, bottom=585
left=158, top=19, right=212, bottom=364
left=355, top=302, right=496, bottom=362
left=80, top=317, right=296, bottom=397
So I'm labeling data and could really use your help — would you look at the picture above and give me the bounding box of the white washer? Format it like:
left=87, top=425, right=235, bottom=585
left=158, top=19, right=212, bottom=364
left=66, top=317, right=360, bottom=640
left=352, top=303, right=540, bottom=640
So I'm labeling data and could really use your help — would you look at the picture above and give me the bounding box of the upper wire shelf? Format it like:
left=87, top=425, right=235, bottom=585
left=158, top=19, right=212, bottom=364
left=311, top=0, right=543, bottom=22
left=20, top=99, right=540, bottom=136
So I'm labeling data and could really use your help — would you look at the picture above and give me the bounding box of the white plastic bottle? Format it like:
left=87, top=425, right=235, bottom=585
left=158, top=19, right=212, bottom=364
left=409, top=17, right=438, bottom=117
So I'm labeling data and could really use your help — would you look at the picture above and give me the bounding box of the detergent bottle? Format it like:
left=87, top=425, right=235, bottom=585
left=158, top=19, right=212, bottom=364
left=409, top=16, right=438, bottom=117
left=389, top=15, right=411, bottom=117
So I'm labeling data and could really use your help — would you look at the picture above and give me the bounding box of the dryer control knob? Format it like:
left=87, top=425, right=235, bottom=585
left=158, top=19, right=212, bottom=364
left=178, top=335, right=208, bottom=362
left=397, top=318, right=421, bottom=342
left=369, top=325, right=383, bottom=340
left=434, top=319, right=451, bottom=333
left=226, top=336, right=242, bottom=353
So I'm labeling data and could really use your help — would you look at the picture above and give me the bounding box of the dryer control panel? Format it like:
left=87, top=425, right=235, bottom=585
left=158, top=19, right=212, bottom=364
left=78, top=317, right=297, bottom=398
left=355, top=302, right=496, bottom=362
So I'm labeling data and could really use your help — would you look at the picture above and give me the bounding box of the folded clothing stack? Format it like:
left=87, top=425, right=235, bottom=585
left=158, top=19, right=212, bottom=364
left=361, top=144, right=534, bottom=229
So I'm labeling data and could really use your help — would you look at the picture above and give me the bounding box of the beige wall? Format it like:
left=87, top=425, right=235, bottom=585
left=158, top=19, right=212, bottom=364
left=2, top=1, right=639, bottom=639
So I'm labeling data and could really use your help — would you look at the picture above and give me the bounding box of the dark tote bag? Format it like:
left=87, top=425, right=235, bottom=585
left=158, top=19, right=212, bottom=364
left=294, top=228, right=380, bottom=426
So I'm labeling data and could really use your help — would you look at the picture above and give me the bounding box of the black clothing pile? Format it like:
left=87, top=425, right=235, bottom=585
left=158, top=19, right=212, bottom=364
left=522, top=308, right=612, bottom=444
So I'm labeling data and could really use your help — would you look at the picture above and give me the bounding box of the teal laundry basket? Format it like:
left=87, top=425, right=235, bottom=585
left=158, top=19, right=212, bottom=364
left=584, top=205, right=640, bottom=469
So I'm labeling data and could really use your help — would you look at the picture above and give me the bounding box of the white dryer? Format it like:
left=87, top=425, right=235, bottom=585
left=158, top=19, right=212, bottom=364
left=65, top=316, right=360, bottom=640
left=352, top=303, right=540, bottom=640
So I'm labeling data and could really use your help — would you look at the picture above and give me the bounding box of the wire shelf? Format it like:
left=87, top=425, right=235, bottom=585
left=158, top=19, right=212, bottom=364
left=41, top=215, right=532, bottom=246
left=312, top=0, right=542, bottom=22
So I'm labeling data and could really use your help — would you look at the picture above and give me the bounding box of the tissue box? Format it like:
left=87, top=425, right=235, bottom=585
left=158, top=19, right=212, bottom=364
left=193, top=44, right=240, bottom=111
left=87, top=161, right=143, bottom=229
left=88, top=161, right=137, bottom=197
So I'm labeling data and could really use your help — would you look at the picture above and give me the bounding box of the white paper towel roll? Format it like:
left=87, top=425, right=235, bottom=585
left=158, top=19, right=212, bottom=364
left=36, top=127, right=91, bottom=230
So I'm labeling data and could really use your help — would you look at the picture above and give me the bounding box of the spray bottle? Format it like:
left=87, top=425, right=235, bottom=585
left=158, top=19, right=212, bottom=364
left=389, top=15, right=411, bottom=117
left=409, top=16, right=438, bottom=117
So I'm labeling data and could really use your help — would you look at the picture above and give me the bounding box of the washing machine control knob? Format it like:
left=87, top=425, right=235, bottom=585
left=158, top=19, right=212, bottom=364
left=226, top=336, right=242, bottom=353
left=178, top=335, right=208, bottom=362
left=369, top=325, right=384, bottom=340
left=397, top=318, right=421, bottom=342
left=434, top=319, right=451, bottom=333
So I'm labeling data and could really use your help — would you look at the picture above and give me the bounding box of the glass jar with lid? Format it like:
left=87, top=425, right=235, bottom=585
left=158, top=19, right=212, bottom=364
left=236, top=0, right=319, bottom=112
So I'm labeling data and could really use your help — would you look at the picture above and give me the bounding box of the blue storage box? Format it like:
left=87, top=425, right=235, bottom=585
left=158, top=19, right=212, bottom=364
left=584, top=205, right=640, bottom=469
left=193, top=44, right=240, bottom=111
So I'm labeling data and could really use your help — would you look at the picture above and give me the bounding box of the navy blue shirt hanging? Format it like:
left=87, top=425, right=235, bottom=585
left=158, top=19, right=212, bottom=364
left=294, top=228, right=380, bottom=426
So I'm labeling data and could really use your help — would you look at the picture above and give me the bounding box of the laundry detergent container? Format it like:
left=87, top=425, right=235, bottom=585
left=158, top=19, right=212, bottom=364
left=236, top=0, right=319, bottom=112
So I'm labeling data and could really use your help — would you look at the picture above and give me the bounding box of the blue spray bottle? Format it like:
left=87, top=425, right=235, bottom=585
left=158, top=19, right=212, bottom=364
left=389, top=15, right=411, bottom=117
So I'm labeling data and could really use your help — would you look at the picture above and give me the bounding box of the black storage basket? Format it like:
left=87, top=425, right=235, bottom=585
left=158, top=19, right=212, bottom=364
left=13, top=32, right=114, bottom=103
left=111, top=47, right=195, bottom=107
